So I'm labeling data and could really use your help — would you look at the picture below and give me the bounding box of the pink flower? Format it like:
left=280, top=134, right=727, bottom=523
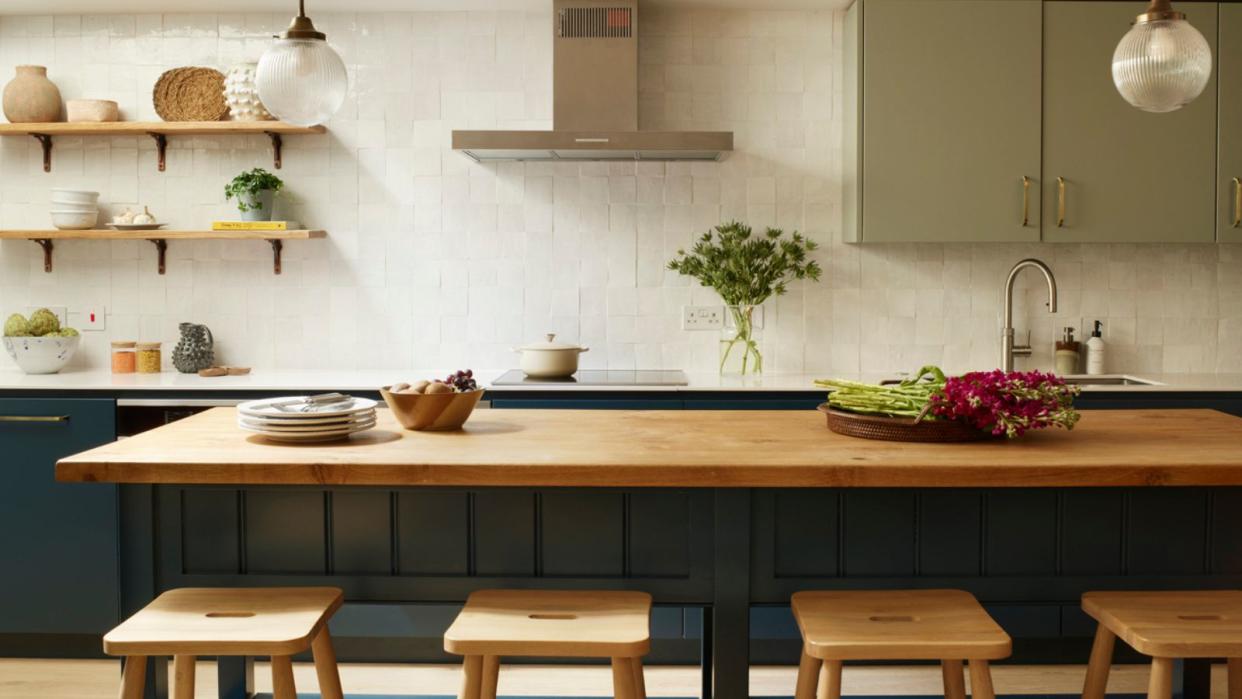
left=929, top=370, right=1081, bottom=439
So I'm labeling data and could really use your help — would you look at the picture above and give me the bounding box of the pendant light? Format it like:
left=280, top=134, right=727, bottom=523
left=256, top=0, right=348, bottom=127
left=1112, top=0, right=1212, bottom=113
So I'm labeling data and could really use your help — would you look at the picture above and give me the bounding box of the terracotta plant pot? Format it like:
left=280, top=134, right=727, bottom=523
left=3, top=65, right=62, bottom=123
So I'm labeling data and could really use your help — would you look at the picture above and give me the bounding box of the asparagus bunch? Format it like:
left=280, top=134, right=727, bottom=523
left=815, top=366, right=947, bottom=420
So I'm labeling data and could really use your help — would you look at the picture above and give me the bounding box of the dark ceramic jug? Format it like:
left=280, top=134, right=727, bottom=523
left=172, top=322, right=214, bottom=374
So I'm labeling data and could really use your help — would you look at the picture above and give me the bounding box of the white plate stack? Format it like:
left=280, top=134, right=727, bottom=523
left=236, top=394, right=378, bottom=443
left=50, top=189, right=100, bottom=230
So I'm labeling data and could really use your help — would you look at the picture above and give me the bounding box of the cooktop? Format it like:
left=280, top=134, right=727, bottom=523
left=492, top=370, right=689, bottom=386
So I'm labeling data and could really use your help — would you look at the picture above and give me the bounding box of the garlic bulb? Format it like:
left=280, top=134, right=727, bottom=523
left=133, top=206, right=155, bottom=225
left=112, top=208, right=135, bottom=225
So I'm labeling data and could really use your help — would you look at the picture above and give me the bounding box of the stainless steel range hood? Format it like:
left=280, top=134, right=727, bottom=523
left=452, top=1, right=732, bottom=162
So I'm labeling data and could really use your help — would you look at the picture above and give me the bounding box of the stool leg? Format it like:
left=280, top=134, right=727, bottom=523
left=968, top=660, right=995, bottom=699
left=312, top=627, right=345, bottom=699
left=460, top=655, right=484, bottom=699
left=795, top=647, right=823, bottom=699
left=817, top=660, right=843, bottom=699
left=1147, top=658, right=1174, bottom=699
left=118, top=656, right=147, bottom=699
left=1229, top=659, right=1242, bottom=699
left=172, top=655, right=195, bottom=699
left=632, top=658, right=647, bottom=699
left=612, top=657, right=639, bottom=699
left=271, top=655, right=297, bottom=699
left=1083, top=624, right=1116, bottom=699
left=942, top=660, right=966, bottom=699
left=480, top=656, right=500, bottom=699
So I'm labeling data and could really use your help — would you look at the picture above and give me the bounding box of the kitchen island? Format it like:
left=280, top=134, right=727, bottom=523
left=55, top=408, right=1242, bottom=699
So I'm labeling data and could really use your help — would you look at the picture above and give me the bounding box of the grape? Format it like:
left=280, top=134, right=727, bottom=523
left=443, top=369, right=478, bottom=393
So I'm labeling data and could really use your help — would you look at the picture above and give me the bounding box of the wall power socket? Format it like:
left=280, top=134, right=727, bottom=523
left=682, top=306, right=724, bottom=331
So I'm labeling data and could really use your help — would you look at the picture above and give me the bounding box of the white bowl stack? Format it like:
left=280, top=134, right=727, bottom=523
left=236, top=394, right=378, bottom=443
left=50, top=189, right=100, bottom=230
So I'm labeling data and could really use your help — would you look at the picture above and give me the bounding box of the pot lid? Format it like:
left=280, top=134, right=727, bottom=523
left=517, top=333, right=584, bottom=351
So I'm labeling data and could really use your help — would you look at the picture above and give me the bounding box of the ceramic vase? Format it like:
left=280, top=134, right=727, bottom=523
left=223, top=62, right=272, bottom=122
left=172, top=322, right=215, bottom=374
left=2, top=65, right=62, bottom=123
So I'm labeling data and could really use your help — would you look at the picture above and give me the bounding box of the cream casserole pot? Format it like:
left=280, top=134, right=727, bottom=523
left=513, top=333, right=589, bottom=378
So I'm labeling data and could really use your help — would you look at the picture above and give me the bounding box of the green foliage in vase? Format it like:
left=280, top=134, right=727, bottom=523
left=666, top=221, right=822, bottom=305
left=667, top=222, right=822, bottom=375
left=224, top=168, right=284, bottom=212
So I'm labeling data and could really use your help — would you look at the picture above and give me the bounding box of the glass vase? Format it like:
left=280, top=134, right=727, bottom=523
left=720, top=305, right=764, bottom=375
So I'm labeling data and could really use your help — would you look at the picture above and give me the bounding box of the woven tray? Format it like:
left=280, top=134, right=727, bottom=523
left=817, top=404, right=995, bottom=443
left=153, top=67, right=228, bottom=122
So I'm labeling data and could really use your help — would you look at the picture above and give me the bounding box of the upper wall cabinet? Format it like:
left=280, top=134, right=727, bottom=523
left=1219, top=4, right=1242, bottom=242
left=845, top=0, right=1043, bottom=243
left=1042, top=2, right=1217, bottom=243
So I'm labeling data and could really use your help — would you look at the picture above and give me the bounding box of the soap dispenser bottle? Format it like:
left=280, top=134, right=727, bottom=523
left=1086, top=321, right=1106, bottom=376
left=1055, top=327, right=1081, bottom=375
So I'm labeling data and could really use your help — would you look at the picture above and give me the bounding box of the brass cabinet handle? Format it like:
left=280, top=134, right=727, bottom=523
left=0, top=415, right=69, bottom=422
left=1233, top=177, right=1241, bottom=228
left=1056, top=177, right=1067, bottom=228
left=1022, top=176, right=1031, bottom=226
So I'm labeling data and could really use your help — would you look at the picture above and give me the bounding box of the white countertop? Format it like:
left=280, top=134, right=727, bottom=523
left=2, top=369, right=1242, bottom=393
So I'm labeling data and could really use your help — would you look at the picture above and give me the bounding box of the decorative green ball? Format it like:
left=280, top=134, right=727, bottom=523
left=27, top=308, right=60, bottom=336
left=57, top=327, right=80, bottom=337
left=3, top=313, right=30, bottom=337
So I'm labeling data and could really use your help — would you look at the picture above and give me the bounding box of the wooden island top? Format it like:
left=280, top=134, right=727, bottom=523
left=54, top=407, right=1242, bottom=488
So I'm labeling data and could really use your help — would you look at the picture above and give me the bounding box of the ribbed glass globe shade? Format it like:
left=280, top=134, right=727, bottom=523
left=1112, top=18, right=1212, bottom=113
left=256, top=38, right=348, bottom=127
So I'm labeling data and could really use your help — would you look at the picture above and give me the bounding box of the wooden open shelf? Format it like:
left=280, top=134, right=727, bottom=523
left=0, top=229, right=326, bottom=275
left=0, top=121, right=326, bottom=172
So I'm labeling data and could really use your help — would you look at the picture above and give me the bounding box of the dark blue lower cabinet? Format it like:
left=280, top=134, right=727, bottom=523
left=0, top=398, right=119, bottom=648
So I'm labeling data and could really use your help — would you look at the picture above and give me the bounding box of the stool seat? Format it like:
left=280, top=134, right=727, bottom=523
left=445, top=589, right=652, bottom=658
left=1083, top=590, right=1242, bottom=658
left=792, top=589, right=1011, bottom=661
left=104, top=587, right=343, bottom=656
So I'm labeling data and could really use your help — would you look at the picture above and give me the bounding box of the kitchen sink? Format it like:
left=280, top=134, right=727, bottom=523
left=1059, top=375, right=1162, bottom=387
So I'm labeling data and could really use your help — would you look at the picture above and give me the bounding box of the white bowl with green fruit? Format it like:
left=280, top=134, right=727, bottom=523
left=3, top=309, right=81, bottom=374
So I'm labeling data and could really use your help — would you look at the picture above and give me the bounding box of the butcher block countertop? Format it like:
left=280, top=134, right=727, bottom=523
left=54, top=408, right=1242, bottom=488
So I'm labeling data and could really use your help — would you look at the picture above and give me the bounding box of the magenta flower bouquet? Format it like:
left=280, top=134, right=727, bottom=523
left=929, top=369, right=1081, bottom=438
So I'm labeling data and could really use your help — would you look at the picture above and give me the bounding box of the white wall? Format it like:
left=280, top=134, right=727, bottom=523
left=0, top=10, right=1239, bottom=375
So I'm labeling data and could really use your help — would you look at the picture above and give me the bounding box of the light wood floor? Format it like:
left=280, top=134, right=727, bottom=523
left=0, top=658, right=1228, bottom=699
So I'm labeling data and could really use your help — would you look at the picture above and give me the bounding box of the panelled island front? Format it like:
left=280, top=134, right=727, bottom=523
left=49, top=406, right=1242, bottom=699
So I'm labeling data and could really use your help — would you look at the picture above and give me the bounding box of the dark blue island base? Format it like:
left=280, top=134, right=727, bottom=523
left=6, top=387, right=1242, bottom=699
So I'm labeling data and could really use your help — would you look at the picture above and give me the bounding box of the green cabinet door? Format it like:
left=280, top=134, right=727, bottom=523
left=857, top=0, right=1042, bottom=242
left=1219, top=4, right=1242, bottom=242
left=1043, top=2, right=1217, bottom=243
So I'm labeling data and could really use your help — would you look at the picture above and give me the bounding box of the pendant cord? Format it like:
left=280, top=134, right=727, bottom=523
left=299, top=0, right=307, bottom=18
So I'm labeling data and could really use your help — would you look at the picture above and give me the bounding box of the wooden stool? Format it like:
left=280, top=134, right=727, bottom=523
left=445, top=589, right=652, bottom=699
left=792, top=590, right=1011, bottom=699
left=1082, top=591, right=1242, bottom=699
left=103, top=587, right=345, bottom=699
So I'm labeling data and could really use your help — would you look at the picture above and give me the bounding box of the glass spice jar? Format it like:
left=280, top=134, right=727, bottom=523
left=111, top=341, right=137, bottom=374
left=136, top=342, right=162, bottom=373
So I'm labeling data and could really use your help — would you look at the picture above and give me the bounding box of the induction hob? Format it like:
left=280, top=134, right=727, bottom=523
left=492, top=370, right=689, bottom=386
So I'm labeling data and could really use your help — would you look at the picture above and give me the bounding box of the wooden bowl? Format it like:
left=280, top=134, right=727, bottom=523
left=380, top=387, right=484, bottom=431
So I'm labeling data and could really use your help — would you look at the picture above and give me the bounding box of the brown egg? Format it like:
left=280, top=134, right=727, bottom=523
left=413, top=380, right=432, bottom=393
left=424, top=381, right=454, bottom=394
left=390, top=383, right=411, bottom=393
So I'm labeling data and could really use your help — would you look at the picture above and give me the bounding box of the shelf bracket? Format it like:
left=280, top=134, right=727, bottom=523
left=31, top=134, right=52, bottom=172
left=149, top=239, right=168, bottom=275
left=33, top=239, right=53, bottom=273
left=148, top=132, right=168, bottom=172
left=269, top=239, right=284, bottom=274
left=265, top=132, right=284, bottom=169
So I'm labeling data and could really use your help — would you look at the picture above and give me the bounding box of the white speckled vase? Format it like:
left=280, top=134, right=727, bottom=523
left=223, top=62, right=272, bottom=122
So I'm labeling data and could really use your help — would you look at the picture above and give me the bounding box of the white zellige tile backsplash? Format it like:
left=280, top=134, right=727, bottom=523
left=0, top=10, right=1239, bottom=375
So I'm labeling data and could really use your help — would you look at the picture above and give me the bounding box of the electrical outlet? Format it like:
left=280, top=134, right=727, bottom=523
left=24, top=305, right=67, bottom=328
left=682, top=305, right=724, bottom=331
left=70, top=306, right=106, bottom=331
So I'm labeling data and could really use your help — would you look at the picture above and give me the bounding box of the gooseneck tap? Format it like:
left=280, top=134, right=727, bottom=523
left=1001, top=258, right=1058, bottom=372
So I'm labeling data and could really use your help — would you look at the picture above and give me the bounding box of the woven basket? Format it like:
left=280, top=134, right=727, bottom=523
left=153, top=67, right=229, bottom=121
left=818, top=404, right=996, bottom=443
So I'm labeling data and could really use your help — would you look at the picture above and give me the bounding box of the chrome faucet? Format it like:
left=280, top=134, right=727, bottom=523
left=1001, top=258, right=1057, bottom=372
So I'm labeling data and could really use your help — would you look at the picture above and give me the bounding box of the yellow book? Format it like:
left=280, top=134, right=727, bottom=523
left=212, top=221, right=298, bottom=231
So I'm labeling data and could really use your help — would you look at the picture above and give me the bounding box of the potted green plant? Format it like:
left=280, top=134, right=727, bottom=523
left=224, top=167, right=284, bottom=222
left=668, top=221, right=822, bottom=375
